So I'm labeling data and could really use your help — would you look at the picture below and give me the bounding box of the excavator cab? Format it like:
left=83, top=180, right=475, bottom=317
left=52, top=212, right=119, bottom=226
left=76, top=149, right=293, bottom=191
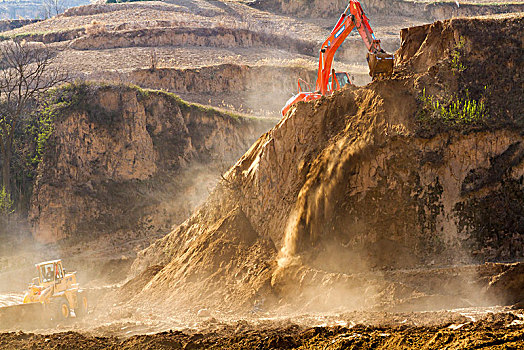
left=327, top=72, right=352, bottom=93
left=334, top=72, right=351, bottom=88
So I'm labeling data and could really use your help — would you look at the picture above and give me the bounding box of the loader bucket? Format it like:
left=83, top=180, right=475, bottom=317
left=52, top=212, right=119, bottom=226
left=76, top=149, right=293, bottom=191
left=0, top=303, right=45, bottom=329
left=367, top=52, right=394, bottom=78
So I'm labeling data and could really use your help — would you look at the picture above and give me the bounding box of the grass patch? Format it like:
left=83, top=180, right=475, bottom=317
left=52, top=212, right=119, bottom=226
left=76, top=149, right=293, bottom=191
left=450, top=37, right=466, bottom=74
left=132, top=84, right=259, bottom=122
left=417, top=88, right=488, bottom=132
left=0, top=27, right=85, bottom=42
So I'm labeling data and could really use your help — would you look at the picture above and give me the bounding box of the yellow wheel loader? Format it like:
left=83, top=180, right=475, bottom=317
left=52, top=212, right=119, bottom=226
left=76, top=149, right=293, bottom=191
left=0, top=259, right=88, bottom=328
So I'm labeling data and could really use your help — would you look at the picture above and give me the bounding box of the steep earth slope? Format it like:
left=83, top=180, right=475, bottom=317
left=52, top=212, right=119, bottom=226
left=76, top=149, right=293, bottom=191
left=130, top=13, right=524, bottom=314
left=29, top=83, right=274, bottom=245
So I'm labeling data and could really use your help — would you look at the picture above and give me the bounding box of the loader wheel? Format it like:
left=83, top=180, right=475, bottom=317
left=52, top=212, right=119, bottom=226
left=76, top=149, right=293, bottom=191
left=75, top=293, right=88, bottom=318
left=54, top=298, right=70, bottom=321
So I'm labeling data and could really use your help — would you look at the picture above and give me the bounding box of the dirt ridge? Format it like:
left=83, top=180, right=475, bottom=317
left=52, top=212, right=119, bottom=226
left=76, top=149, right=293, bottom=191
left=129, top=13, right=524, bottom=315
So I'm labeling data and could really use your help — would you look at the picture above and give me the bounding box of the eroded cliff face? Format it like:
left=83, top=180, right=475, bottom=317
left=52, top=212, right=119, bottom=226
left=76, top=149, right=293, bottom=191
left=29, top=84, right=274, bottom=243
left=130, top=15, right=524, bottom=313
left=69, top=27, right=315, bottom=53
left=84, top=64, right=318, bottom=116
left=0, top=19, right=40, bottom=33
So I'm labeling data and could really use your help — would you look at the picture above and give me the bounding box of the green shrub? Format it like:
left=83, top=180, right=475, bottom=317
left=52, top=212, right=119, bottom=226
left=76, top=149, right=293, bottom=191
left=29, top=101, right=56, bottom=166
left=0, top=186, right=14, bottom=216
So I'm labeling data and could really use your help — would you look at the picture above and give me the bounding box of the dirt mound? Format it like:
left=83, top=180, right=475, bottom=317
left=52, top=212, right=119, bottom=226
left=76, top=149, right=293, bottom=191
left=132, top=207, right=277, bottom=311
left=487, top=263, right=524, bottom=305
left=129, top=13, right=523, bottom=315
left=118, top=265, right=164, bottom=301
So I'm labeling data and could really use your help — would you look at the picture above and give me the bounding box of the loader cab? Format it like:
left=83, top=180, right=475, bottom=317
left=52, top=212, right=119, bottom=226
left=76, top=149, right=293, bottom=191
left=36, top=260, right=64, bottom=285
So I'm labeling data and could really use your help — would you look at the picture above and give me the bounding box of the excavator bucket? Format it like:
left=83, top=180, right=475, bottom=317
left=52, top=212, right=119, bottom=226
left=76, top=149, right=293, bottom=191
left=0, top=303, right=46, bottom=329
left=367, top=52, right=394, bottom=78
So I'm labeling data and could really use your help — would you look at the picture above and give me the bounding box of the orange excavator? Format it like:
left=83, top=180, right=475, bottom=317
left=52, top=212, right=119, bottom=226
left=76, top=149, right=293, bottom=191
left=281, top=0, right=394, bottom=116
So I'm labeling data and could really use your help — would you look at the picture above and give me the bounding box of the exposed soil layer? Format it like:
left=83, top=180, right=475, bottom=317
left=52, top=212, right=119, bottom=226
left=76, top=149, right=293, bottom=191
left=118, top=265, right=164, bottom=301
left=82, top=64, right=320, bottom=116
left=68, top=27, right=316, bottom=53
left=29, top=83, right=274, bottom=243
left=0, top=19, right=40, bottom=32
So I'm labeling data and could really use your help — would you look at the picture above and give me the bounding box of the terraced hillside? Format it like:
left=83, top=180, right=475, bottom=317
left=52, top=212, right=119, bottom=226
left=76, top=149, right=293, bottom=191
left=0, top=0, right=422, bottom=115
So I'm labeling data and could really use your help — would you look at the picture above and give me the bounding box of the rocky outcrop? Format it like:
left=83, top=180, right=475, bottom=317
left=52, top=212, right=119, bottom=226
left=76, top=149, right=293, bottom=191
left=29, top=83, right=274, bottom=243
left=129, top=14, right=524, bottom=313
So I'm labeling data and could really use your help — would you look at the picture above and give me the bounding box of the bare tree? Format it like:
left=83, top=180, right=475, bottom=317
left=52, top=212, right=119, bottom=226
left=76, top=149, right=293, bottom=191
left=42, top=0, right=69, bottom=18
left=149, top=49, right=158, bottom=71
left=0, top=40, right=67, bottom=195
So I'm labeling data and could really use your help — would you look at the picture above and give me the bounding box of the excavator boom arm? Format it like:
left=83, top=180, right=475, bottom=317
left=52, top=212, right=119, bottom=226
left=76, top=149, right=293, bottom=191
left=316, top=7, right=355, bottom=93
left=352, top=1, right=381, bottom=53
left=316, top=0, right=392, bottom=94
left=281, top=0, right=393, bottom=116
